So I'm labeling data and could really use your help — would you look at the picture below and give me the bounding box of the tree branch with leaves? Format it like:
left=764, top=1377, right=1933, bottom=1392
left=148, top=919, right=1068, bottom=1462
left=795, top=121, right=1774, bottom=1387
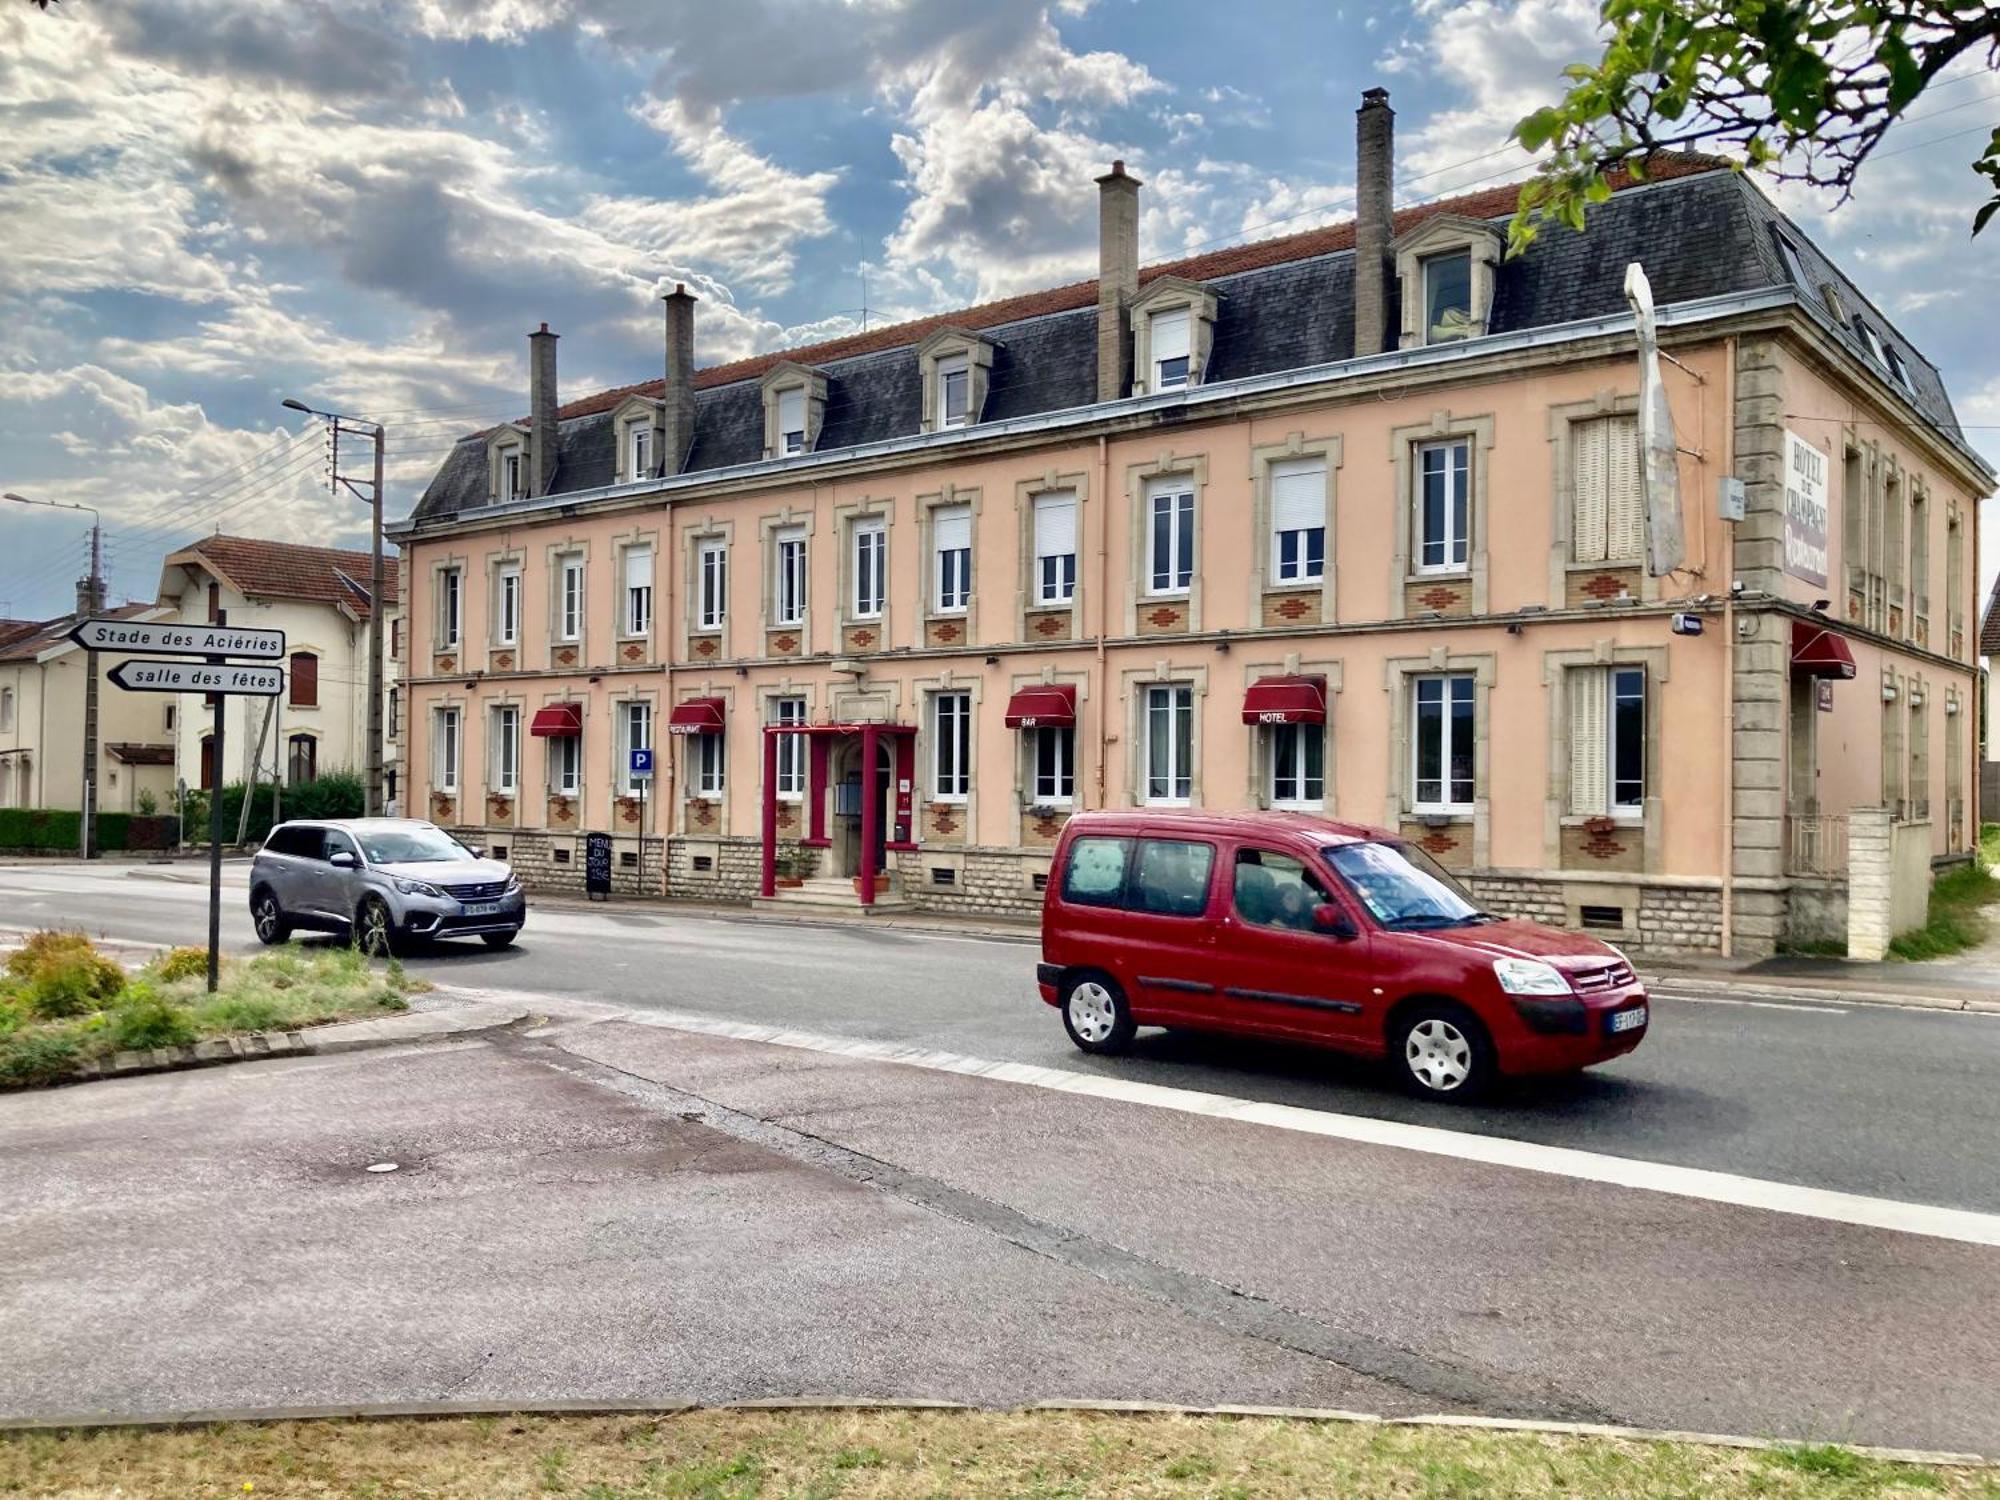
left=1510, top=0, right=2000, bottom=250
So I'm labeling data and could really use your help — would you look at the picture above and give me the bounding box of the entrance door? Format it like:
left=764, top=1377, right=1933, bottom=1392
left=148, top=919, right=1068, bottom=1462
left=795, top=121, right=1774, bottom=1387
left=830, top=738, right=893, bottom=878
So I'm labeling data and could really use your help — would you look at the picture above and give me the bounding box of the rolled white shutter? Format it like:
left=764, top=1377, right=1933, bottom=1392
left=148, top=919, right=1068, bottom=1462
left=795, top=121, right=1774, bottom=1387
left=1572, top=419, right=1608, bottom=563
left=1034, top=492, right=1076, bottom=558
left=1270, top=459, right=1324, bottom=534
left=1152, top=308, right=1190, bottom=363
left=777, top=387, right=804, bottom=435
left=1605, top=413, right=1644, bottom=560
left=1569, top=668, right=1607, bottom=815
left=625, top=545, right=651, bottom=593
left=933, top=505, right=971, bottom=553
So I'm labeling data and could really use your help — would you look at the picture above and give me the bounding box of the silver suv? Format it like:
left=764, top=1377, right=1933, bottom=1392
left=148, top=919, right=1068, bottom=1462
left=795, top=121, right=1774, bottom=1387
left=250, top=818, right=526, bottom=955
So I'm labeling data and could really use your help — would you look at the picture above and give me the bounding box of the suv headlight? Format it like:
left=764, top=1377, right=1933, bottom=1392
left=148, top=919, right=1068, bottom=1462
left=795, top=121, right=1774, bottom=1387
left=503, top=874, right=521, bottom=895
left=393, top=877, right=446, bottom=898
left=1493, top=957, right=1571, bottom=996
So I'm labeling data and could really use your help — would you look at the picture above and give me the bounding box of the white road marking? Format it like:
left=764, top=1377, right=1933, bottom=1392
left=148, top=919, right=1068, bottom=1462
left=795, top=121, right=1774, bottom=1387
left=589, top=1003, right=2000, bottom=1250
left=1651, top=993, right=1849, bottom=1015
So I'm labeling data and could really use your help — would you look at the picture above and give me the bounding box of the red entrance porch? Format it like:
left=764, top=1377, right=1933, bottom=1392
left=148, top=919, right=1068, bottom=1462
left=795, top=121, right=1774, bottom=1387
left=760, top=722, right=919, bottom=907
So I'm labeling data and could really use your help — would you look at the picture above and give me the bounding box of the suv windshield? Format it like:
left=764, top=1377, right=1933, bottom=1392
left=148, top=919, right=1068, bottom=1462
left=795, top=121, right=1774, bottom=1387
left=1324, top=840, right=1488, bottom=930
left=355, top=826, right=477, bottom=866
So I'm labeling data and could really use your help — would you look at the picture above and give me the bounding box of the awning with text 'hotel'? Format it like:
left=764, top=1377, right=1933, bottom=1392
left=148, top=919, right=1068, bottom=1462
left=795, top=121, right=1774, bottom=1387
left=528, top=702, right=582, bottom=737
left=1790, top=620, right=1857, bottom=679
left=1241, top=674, right=1328, bottom=724
left=666, top=697, right=726, bottom=736
left=1002, top=682, right=1076, bottom=728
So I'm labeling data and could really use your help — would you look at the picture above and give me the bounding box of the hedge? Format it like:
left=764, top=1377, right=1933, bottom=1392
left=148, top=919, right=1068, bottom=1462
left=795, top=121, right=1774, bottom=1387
left=0, top=809, right=179, bottom=853
left=177, top=768, right=365, bottom=847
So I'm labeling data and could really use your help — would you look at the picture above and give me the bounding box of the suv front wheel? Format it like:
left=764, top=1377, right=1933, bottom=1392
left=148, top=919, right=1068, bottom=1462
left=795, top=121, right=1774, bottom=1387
left=354, top=895, right=400, bottom=958
left=251, top=888, right=291, bottom=946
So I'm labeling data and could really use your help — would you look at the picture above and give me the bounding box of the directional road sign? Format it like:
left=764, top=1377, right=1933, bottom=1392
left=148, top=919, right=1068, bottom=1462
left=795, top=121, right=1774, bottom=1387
left=108, top=658, right=283, bottom=696
left=68, top=618, right=287, bottom=660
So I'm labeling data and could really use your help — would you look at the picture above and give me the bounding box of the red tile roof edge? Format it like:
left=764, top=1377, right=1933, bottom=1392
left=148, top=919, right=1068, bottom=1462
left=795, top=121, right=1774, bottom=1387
left=535, top=153, right=1730, bottom=428
left=167, top=534, right=401, bottom=615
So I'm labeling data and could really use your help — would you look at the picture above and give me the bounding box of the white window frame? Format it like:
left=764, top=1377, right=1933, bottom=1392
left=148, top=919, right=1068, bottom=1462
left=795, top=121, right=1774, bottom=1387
left=549, top=732, right=581, bottom=797
left=1421, top=249, right=1473, bottom=345
left=629, top=423, right=651, bottom=480
left=774, top=526, right=807, bottom=626
left=438, top=567, right=462, bottom=650
left=696, top=538, right=727, bottom=632
left=1414, top=439, right=1470, bottom=574
left=623, top=545, right=653, bottom=637
left=773, top=696, right=807, bottom=799
left=1268, top=457, right=1326, bottom=584
left=691, top=730, right=725, bottom=798
left=1151, top=306, right=1191, bottom=390
left=557, top=554, right=584, bottom=642
left=1569, top=665, right=1647, bottom=817
left=433, top=707, right=461, bottom=794
left=777, top=387, right=806, bottom=455
left=1143, top=683, right=1194, bottom=806
left=1031, top=724, right=1075, bottom=805
left=496, top=564, right=521, bottom=646
left=1410, top=673, right=1475, bottom=814
left=932, top=691, right=970, bottom=802
left=0, top=687, right=12, bottom=733
left=852, top=517, right=886, bottom=619
left=1267, top=721, right=1325, bottom=809
left=616, top=700, right=652, bottom=796
left=490, top=704, right=520, bottom=795
left=1145, top=479, right=1194, bottom=596
left=932, top=504, right=972, bottom=615
left=1032, top=491, right=1077, bottom=606
left=938, top=356, right=970, bottom=428
left=502, top=451, right=524, bottom=501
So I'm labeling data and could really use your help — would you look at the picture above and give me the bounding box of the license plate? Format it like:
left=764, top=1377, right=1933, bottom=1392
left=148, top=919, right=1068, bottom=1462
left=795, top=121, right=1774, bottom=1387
left=461, top=901, right=503, bottom=916
left=1609, top=1005, right=1648, bottom=1034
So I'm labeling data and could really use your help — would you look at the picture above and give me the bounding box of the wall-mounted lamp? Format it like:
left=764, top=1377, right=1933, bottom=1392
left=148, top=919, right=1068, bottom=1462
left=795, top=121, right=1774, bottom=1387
left=1946, top=699, right=1961, bottom=716
left=1882, top=683, right=1898, bottom=703
left=1810, top=598, right=1831, bottom=613
left=735, top=665, right=749, bottom=678
left=984, top=655, right=1000, bottom=666
left=1505, top=619, right=1524, bottom=636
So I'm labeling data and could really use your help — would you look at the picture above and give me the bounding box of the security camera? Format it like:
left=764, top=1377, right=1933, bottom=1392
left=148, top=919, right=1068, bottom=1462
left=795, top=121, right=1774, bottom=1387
left=1670, top=613, right=1704, bottom=636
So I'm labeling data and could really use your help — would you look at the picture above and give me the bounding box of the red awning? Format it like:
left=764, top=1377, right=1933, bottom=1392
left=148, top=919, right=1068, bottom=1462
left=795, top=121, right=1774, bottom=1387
left=529, top=702, right=582, bottom=738
left=1791, top=620, right=1857, bottom=680
left=1003, top=682, right=1076, bottom=729
left=667, top=697, right=726, bottom=736
left=1241, top=674, right=1328, bottom=725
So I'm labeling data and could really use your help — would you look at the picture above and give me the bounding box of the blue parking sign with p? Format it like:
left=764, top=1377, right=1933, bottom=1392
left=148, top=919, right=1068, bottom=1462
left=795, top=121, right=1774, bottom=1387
left=630, top=747, right=654, bottom=780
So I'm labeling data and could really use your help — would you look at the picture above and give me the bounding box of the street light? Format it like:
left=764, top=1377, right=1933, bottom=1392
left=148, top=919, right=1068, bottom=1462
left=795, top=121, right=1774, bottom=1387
left=282, top=398, right=389, bottom=817
left=3, top=490, right=104, bottom=859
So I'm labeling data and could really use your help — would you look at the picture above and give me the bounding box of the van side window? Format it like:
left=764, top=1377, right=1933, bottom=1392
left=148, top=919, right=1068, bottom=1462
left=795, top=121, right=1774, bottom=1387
left=1233, top=848, right=1331, bottom=932
left=1131, top=838, right=1215, bottom=917
left=1062, top=836, right=1132, bottom=907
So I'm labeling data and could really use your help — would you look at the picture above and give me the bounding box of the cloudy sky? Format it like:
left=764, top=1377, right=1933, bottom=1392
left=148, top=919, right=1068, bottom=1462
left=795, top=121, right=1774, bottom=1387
left=1, top=0, right=1995, bottom=624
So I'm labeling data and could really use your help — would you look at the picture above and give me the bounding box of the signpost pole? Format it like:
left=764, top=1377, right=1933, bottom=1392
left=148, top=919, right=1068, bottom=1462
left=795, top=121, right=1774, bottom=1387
left=206, top=610, right=227, bottom=995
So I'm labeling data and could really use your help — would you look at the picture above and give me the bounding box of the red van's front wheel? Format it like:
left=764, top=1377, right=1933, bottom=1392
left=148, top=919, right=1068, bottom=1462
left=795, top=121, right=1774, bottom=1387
left=1061, top=974, right=1135, bottom=1055
left=1392, top=1002, right=1495, bottom=1102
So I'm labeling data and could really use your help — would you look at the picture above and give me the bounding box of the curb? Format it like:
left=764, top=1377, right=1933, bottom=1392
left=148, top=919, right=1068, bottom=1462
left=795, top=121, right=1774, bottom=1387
left=1643, top=974, right=2000, bottom=1016
left=0, top=1397, right=1987, bottom=1468
left=530, top=893, right=1040, bottom=945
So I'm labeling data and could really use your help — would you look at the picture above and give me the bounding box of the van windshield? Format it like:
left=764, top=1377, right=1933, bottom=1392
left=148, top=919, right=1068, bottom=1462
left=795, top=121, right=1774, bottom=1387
left=1323, top=840, right=1489, bottom=930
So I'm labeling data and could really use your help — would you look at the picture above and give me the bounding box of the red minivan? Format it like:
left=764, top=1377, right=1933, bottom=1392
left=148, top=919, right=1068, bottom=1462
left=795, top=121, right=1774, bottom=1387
left=1037, top=809, right=1648, bottom=1100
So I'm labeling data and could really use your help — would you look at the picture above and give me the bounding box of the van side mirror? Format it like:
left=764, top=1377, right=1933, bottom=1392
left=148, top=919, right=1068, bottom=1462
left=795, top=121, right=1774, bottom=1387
left=328, top=850, right=359, bottom=870
left=1312, top=903, right=1358, bottom=940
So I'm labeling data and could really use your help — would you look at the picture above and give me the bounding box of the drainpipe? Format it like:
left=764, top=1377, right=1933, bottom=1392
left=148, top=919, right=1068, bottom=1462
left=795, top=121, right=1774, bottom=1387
left=1095, top=432, right=1111, bottom=807
left=1720, top=335, right=1738, bottom=959
left=659, top=506, right=674, bottom=899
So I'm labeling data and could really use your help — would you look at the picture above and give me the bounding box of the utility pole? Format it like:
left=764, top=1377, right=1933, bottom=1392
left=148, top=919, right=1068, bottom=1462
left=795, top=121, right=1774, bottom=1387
left=282, top=399, right=387, bottom=816
left=3, top=492, right=102, bottom=858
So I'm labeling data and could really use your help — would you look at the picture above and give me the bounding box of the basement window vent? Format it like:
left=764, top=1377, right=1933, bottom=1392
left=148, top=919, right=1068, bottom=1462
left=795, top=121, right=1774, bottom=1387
left=692, top=854, right=714, bottom=873
left=1032, top=872, right=1049, bottom=893
left=1579, top=904, right=1626, bottom=930
left=931, top=866, right=957, bottom=887
left=553, top=848, right=571, bottom=865
left=490, top=845, right=507, bottom=861
left=620, top=851, right=638, bottom=869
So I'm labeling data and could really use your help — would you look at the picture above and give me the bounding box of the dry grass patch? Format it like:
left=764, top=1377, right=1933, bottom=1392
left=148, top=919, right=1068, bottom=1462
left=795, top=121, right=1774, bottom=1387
left=0, top=1409, right=1991, bottom=1499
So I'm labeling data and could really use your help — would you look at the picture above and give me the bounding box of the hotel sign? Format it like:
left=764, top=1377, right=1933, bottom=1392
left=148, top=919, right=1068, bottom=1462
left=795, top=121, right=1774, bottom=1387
left=1782, top=430, right=1830, bottom=588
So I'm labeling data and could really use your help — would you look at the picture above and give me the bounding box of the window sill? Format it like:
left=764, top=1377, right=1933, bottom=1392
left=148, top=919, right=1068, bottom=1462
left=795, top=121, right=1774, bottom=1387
left=1143, top=589, right=1192, bottom=601
left=1408, top=807, right=1475, bottom=821
left=1561, top=814, right=1643, bottom=828
left=1407, top=569, right=1470, bottom=583
left=1565, top=559, right=1643, bottom=572
left=1265, top=580, right=1323, bottom=593
left=1143, top=797, right=1193, bottom=809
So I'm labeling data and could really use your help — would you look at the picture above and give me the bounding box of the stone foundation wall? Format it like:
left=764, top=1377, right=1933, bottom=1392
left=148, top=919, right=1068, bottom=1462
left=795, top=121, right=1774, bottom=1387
left=894, top=846, right=1048, bottom=918
left=485, top=827, right=665, bottom=897
left=1469, top=873, right=1725, bottom=954
left=1784, top=879, right=1848, bottom=949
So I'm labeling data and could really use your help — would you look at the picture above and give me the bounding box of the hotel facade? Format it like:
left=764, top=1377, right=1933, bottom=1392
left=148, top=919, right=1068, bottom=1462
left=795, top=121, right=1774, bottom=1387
left=393, top=93, right=1990, bottom=957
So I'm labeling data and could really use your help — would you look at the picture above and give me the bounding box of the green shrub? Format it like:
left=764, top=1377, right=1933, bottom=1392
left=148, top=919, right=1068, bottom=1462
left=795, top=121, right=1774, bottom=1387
left=0, top=1031, right=81, bottom=1087
left=150, top=946, right=211, bottom=984
left=6, top=929, right=97, bottom=983
left=111, top=990, right=197, bottom=1051
left=0, top=996, right=22, bottom=1040
left=0, top=809, right=82, bottom=852
left=193, top=995, right=283, bottom=1033
left=135, top=790, right=158, bottom=816
left=11, top=933, right=125, bottom=1020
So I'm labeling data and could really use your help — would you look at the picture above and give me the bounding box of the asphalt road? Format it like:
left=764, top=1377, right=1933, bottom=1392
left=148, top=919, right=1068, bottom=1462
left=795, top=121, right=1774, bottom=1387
left=5, top=859, right=1998, bottom=1214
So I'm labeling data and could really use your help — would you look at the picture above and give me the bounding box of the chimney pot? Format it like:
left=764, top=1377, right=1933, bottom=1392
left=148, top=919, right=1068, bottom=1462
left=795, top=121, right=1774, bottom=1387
left=661, top=285, right=699, bottom=476
left=1094, top=160, right=1142, bottom=402
left=527, top=323, right=560, bottom=496
left=1353, top=87, right=1395, bottom=358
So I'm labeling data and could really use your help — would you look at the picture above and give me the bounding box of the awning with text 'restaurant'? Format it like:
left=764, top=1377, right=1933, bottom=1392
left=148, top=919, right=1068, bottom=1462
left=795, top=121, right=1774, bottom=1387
left=1240, top=674, right=1328, bottom=725
left=528, top=702, right=582, bottom=738
left=666, top=697, right=726, bottom=736
left=1002, top=682, right=1076, bottom=728
left=1790, top=620, right=1857, bottom=680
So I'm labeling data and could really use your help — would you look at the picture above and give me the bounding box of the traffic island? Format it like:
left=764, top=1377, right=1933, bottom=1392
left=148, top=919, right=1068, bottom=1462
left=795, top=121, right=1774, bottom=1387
left=0, top=931, right=476, bottom=1088
left=0, top=1408, right=1989, bottom=1498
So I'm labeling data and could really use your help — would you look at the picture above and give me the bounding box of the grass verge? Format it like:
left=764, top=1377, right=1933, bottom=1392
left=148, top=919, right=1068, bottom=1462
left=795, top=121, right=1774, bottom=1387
left=0, top=1411, right=1990, bottom=1499
left=1888, top=823, right=2000, bottom=961
left=0, top=932, right=423, bottom=1088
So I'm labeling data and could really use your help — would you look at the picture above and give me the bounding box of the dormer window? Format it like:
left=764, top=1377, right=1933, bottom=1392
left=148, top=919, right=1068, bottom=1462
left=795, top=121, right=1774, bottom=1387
left=503, top=451, right=524, bottom=501
left=629, top=423, right=651, bottom=478
left=760, top=363, right=826, bottom=458
left=938, top=356, right=970, bottom=427
left=916, top=328, right=996, bottom=433
left=1394, top=216, right=1501, bottom=349
left=1775, top=234, right=1810, bottom=289
left=1855, top=320, right=1886, bottom=368
left=1421, top=251, right=1472, bottom=343
left=1151, top=308, right=1191, bottom=389
left=1127, top=277, right=1218, bottom=396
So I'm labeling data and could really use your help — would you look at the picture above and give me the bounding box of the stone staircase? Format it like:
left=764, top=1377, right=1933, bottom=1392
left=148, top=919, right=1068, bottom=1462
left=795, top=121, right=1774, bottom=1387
left=750, top=873, right=908, bottom=915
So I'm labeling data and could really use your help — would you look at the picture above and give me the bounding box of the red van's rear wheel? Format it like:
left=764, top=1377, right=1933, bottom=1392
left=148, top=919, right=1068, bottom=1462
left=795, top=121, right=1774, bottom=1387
left=1060, top=973, right=1135, bottom=1055
left=1392, top=1002, right=1495, bottom=1102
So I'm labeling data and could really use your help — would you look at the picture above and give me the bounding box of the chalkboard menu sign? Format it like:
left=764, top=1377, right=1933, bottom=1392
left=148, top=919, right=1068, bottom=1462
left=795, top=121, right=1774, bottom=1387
left=584, top=831, right=613, bottom=899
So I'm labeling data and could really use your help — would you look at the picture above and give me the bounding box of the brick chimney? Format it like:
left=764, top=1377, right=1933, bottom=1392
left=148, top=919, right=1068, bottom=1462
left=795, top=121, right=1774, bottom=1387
left=661, top=284, right=698, bottom=475
left=528, top=321, right=559, bottom=496
left=1095, top=160, right=1141, bottom=402
left=1353, top=88, right=1394, bottom=358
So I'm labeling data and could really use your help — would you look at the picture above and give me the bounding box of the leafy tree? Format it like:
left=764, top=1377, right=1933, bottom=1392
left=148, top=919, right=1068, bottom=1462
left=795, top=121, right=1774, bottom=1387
left=1511, top=0, right=2000, bottom=248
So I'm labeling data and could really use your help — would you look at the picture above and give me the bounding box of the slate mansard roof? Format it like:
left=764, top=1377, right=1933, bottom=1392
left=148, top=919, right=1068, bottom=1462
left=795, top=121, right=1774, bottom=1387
left=408, top=160, right=1965, bottom=528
